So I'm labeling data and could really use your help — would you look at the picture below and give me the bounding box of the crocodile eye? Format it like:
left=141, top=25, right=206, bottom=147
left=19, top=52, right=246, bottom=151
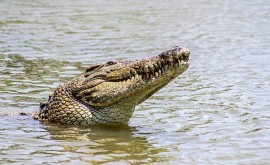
left=106, top=61, right=117, bottom=66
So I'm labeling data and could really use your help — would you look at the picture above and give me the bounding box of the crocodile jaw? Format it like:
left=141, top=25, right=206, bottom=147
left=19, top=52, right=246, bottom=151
left=129, top=59, right=190, bottom=105
left=77, top=46, right=190, bottom=109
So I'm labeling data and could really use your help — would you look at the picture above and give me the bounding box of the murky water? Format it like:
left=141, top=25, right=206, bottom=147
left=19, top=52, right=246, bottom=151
left=1, top=0, right=270, bottom=164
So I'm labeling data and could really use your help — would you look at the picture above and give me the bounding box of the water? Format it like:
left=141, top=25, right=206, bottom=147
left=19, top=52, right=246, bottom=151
left=1, top=0, right=270, bottom=164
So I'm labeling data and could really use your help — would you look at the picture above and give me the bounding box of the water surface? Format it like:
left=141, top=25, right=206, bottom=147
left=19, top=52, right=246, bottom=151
left=1, top=0, right=270, bottom=164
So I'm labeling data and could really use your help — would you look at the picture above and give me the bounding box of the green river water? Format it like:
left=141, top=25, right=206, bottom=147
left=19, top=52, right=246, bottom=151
left=0, top=0, right=270, bottom=164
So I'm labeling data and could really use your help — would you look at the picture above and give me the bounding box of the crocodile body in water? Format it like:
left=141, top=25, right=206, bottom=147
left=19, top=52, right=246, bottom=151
left=34, top=46, right=190, bottom=125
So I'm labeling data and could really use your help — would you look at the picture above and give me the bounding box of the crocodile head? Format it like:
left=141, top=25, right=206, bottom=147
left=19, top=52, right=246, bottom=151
left=75, top=46, right=190, bottom=110
left=35, top=46, right=190, bottom=125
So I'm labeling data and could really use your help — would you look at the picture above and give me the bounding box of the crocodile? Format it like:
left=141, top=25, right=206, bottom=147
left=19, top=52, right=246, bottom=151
left=34, top=46, right=190, bottom=125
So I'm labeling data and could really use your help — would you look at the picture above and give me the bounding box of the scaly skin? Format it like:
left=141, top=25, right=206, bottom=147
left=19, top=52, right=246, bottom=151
left=34, top=46, right=190, bottom=125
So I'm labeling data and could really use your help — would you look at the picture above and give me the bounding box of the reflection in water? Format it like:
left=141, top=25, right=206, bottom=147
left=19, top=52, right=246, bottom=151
left=42, top=124, right=167, bottom=164
left=0, top=116, right=168, bottom=164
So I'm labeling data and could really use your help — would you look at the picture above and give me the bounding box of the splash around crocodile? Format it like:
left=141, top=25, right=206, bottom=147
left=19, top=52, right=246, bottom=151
left=34, top=46, right=190, bottom=125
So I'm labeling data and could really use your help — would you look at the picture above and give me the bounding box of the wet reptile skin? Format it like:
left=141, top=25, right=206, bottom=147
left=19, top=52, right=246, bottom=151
left=34, top=46, right=190, bottom=125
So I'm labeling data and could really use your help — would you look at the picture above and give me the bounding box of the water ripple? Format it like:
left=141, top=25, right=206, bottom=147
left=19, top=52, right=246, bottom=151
left=1, top=0, right=270, bottom=164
